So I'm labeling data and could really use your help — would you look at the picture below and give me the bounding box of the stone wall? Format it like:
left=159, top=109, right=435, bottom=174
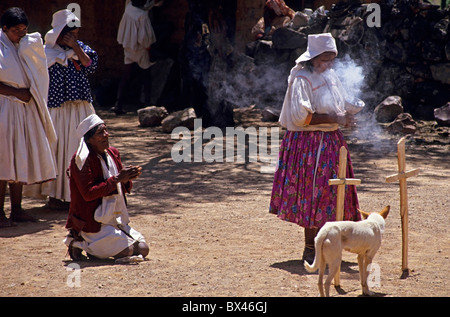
left=244, top=0, right=450, bottom=120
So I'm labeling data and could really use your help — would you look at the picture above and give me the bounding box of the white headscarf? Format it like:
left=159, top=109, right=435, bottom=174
left=44, top=9, right=80, bottom=67
left=296, top=32, right=338, bottom=63
left=287, top=33, right=338, bottom=85
left=75, top=114, right=104, bottom=170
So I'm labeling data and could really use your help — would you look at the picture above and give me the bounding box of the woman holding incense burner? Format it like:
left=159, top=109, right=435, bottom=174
left=269, top=33, right=364, bottom=264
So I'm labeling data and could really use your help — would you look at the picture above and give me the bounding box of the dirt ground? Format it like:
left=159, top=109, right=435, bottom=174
left=0, top=107, right=449, bottom=298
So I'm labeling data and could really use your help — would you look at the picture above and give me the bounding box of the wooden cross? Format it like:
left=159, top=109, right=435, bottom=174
left=328, top=146, right=361, bottom=221
left=385, top=136, right=420, bottom=274
left=328, top=146, right=361, bottom=287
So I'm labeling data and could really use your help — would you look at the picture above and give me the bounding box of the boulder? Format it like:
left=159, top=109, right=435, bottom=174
left=434, top=102, right=450, bottom=127
left=137, top=106, right=168, bottom=127
left=429, top=63, right=450, bottom=85
left=374, top=96, right=404, bottom=123
left=387, top=113, right=417, bottom=135
left=272, top=27, right=307, bottom=50
left=291, top=11, right=309, bottom=28
left=261, top=107, right=280, bottom=122
left=161, top=108, right=197, bottom=133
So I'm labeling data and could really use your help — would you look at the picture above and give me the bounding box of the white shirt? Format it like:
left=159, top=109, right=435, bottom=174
left=279, top=66, right=362, bottom=131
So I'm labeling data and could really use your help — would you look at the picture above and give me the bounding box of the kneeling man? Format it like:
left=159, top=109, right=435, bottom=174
left=64, top=114, right=149, bottom=261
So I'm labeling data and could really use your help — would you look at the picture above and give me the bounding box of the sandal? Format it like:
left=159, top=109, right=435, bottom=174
left=66, top=230, right=87, bottom=261
left=67, top=240, right=87, bottom=261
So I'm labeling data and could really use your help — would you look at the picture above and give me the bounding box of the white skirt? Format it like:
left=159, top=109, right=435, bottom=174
left=40, top=100, right=95, bottom=201
left=67, top=224, right=145, bottom=259
left=0, top=95, right=57, bottom=184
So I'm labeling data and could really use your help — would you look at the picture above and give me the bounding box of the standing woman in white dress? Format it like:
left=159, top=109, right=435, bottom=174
left=112, top=0, right=162, bottom=115
left=0, top=7, right=57, bottom=227
left=41, top=9, right=98, bottom=209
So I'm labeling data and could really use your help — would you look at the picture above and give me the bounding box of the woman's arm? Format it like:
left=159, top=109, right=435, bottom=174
left=0, top=82, right=31, bottom=102
left=71, top=158, right=119, bottom=202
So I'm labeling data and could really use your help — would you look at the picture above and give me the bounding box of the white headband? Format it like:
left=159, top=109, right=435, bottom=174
left=75, top=114, right=104, bottom=170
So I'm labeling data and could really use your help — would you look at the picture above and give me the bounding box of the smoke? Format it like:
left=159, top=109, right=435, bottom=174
left=332, top=54, right=388, bottom=143
left=333, top=54, right=365, bottom=100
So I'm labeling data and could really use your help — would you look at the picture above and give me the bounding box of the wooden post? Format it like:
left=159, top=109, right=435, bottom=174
left=329, top=147, right=362, bottom=221
left=328, top=146, right=361, bottom=287
left=385, top=137, right=420, bottom=274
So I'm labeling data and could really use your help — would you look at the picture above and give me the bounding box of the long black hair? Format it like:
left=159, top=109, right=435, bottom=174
left=1, top=7, right=28, bottom=28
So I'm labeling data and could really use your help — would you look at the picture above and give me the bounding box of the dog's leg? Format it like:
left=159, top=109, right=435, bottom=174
left=318, top=260, right=325, bottom=297
left=333, top=266, right=341, bottom=288
left=325, top=259, right=340, bottom=297
left=333, top=248, right=342, bottom=288
left=317, top=253, right=327, bottom=297
left=357, top=254, right=367, bottom=295
left=361, top=255, right=375, bottom=296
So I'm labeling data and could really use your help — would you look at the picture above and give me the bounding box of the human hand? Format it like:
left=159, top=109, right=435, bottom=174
left=60, top=32, right=78, bottom=48
left=116, top=166, right=142, bottom=183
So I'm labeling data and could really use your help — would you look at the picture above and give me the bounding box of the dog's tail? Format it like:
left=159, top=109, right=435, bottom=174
left=304, top=226, right=328, bottom=273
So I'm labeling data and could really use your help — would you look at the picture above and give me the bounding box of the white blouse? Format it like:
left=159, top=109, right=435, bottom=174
left=279, top=66, right=363, bottom=131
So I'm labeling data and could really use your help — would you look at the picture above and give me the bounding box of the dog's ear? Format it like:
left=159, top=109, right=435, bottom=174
left=379, top=205, right=390, bottom=219
left=358, top=209, right=370, bottom=219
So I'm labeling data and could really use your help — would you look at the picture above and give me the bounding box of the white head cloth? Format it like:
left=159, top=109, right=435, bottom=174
left=44, top=9, right=80, bottom=67
left=287, top=32, right=338, bottom=85
left=44, top=9, right=80, bottom=47
left=296, top=32, right=338, bottom=63
left=75, top=114, right=104, bottom=170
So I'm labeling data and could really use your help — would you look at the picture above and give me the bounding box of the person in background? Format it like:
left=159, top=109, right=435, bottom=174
left=0, top=7, right=57, bottom=227
left=269, top=33, right=363, bottom=264
left=41, top=9, right=98, bottom=210
left=112, top=0, right=164, bottom=115
left=64, top=114, right=149, bottom=261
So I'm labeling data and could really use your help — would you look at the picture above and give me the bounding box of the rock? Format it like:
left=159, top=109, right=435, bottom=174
left=161, top=108, right=197, bottom=133
left=434, top=102, right=450, bottom=127
left=422, top=40, right=444, bottom=62
left=431, top=18, right=449, bottom=41
left=374, top=96, right=404, bottom=123
left=253, top=40, right=275, bottom=65
left=137, top=106, right=168, bottom=127
left=292, top=11, right=309, bottom=28
left=387, top=113, right=417, bottom=135
left=429, top=63, right=450, bottom=85
left=261, top=107, right=280, bottom=122
left=272, top=27, right=307, bottom=50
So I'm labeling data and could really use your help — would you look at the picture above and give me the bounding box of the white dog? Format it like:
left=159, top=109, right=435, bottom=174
left=304, top=206, right=390, bottom=297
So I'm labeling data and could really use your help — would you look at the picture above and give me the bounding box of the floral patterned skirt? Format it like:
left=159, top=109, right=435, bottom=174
left=269, top=129, right=360, bottom=229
